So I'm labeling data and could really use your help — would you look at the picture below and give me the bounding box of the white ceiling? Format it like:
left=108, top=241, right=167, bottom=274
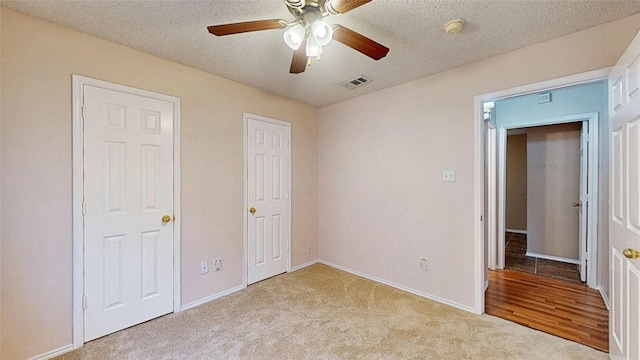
left=3, top=0, right=640, bottom=107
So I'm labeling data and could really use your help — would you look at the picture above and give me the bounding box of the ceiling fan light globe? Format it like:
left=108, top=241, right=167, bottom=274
left=311, top=21, right=333, bottom=46
left=283, top=24, right=306, bottom=50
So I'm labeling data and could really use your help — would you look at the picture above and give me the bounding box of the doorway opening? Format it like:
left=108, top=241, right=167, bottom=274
left=478, top=78, right=610, bottom=351
left=482, top=78, right=609, bottom=292
left=489, top=110, right=600, bottom=288
left=501, top=120, right=592, bottom=285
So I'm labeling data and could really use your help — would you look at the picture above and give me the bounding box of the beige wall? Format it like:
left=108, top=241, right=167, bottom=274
left=0, top=8, right=318, bottom=360
left=506, top=134, right=527, bottom=231
left=318, top=14, right=640, bottom=309
left=527, top=123, right=582, bottom=259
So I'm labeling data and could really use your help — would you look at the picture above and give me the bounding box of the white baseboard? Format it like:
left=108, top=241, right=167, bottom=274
left=525, top=251, right=579, bottom=265
left=597, top=287, right=611, bottom=311
left=318, top=260, right=475, bottom=314
left=290, top=259, right=319, bottom=272
left=26, top=344, right=74, bottom=360
left=180, top=284, right=245, bottom=311
left=506, top=229, right=527, bottom=235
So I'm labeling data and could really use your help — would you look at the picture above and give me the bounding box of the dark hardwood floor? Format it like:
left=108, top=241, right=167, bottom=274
left=505, top=232, right=582, bottom=284
left=485, top=269, right=609, bottom=352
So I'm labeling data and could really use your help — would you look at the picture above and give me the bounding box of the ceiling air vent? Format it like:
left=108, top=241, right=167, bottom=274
left=341, top=75, right=372, bottom=89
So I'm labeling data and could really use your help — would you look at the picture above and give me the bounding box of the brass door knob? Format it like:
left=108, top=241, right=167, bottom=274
left=249, top=207, right=257, bottom=215
left=161, top=215, right=172, bottom=223
left=623, top=248, right=640, bottom=259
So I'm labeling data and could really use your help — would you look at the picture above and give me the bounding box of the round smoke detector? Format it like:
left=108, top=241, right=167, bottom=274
left=444, top=18, right=465, bottom=34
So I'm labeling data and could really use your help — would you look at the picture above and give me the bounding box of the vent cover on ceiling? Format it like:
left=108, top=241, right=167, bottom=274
left=341, top=75, right=372, bottom=89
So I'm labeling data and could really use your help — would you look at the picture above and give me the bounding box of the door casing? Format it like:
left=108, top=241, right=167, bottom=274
left=71, top=75, right=182, bottom=348
left=473, top=67, right=611, bottom=314
left=242, top=112, right=292, bottom=286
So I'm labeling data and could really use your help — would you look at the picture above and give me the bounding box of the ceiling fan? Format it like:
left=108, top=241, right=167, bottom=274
left=207, top=0, right=389, bottom=74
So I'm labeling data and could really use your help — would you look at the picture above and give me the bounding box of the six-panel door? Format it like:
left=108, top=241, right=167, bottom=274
left=83, top=85, right=174, bottom=341
left=247, top=117, right=291, bottom=284
left=609, top=30, right=640, bottom=360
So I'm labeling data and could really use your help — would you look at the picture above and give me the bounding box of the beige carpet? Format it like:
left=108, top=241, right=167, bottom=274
left=57, top=264, right=607, bottom=360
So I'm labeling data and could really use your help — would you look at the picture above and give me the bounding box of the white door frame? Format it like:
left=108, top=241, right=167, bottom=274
left=242, top=112, right=292, bottom=286
left=496, top=113, right=599, bottom=285
left=487, top=123, right=498, bottom=270
left=71, top=75, right=182, bottom=348
left=473, top=67, right=610, bottom=314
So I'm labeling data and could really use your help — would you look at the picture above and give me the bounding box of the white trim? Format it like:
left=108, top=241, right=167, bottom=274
left=319, top=260, right=476, bottom=313
left=525, top=251, right=580, bottom=265
left=497, top=128, right=507, bottom=269
left=243, top=116, right=248, bottom=287
left=243, top=113, right=292, bottom=286
left=485, top=280, right=489, bottom=292
left=290, top=259, right=319, bottom=272
left=505, top=229, right=527, bottom=235
left=71, top=75, right=84, bottom=348
left=487, top=127, right=497, bottom=270
left=26, top=345, right=74, bottom=360
left=474, top=94, right=486, bottom=314
left=180, top=285, right=245, bottom=311
left=474, top=67, right=610, bottom=315
left=597, top=287, right=611, bottom=311
left=72, top=75, right=181, bottom=348
left=172, top=100, right=182, bottom=315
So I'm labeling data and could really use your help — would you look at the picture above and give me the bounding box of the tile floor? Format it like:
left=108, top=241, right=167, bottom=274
left=504, top=232, right=583, bottom=284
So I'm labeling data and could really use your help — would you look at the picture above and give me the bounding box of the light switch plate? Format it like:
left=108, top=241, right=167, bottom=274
left=442, top=170, right=455, bottom=182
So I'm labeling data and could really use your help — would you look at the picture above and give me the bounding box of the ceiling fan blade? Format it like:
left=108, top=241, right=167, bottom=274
left=325, top=0, right=372, bottom=15
left=207, top=19, right=286, bottom=36
left=332, top=25, right=389, bottom=60
left=290, top=39, right=308, bottom=74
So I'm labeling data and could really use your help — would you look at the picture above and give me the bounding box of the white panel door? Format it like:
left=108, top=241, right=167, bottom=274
left=83, top=85, right=174, bottom=341
left=578, top=121, right=588, bottom=282
left=247, top=116, right=290, bottom=284
left=609, top=30, right=640, bottom=360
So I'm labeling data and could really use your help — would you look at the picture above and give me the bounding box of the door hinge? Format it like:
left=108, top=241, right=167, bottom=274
left=285, top=137, right=290, bottom=147
left=82, top=202, right=87, bottom=215
left=83, top=295, right=87, bottom=310
left=286, top=243, right=290, bottom=253
left=82, top=105, right=86, bottom=120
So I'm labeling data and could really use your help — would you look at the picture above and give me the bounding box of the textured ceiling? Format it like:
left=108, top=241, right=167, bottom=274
left=3, top=0, right=640, bottom=107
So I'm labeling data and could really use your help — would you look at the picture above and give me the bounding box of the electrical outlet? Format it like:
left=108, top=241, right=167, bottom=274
left=213, top=258, right=222, bottom=271
left=420, top=257, right=429, bottom=271
left=200, top=261, right=209, bottom=274
left=306, top=243, right=312, bottom=253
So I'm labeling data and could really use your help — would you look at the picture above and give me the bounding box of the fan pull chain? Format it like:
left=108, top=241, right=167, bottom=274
left=307, top=58, right=312, bottom=67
